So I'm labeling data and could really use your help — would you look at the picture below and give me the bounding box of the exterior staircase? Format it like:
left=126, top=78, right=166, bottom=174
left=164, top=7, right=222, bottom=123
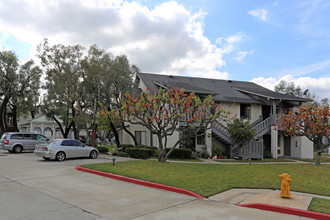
left=212, top=115, right=275, bottom=159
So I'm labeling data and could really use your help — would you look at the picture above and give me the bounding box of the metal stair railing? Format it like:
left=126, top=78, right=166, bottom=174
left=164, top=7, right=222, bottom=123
left=211, top=120, right=234, bottom=145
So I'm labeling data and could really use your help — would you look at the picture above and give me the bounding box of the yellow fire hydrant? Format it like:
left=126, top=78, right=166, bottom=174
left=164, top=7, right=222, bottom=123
left=278, top=173, right=292, bottom=198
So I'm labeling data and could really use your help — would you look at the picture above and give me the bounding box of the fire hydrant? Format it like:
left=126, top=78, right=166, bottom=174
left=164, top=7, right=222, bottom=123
left=278, top=173, right=292, bottom=198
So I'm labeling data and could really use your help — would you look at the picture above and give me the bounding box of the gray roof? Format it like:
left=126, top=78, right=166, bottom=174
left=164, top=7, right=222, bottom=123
left=137, top=73, right=309, bottom=103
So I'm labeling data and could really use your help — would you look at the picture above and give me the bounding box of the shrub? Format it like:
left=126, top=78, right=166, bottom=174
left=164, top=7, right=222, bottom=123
left=112, top=151, right=129, bottom=157
left=191, top=152, right=197, bottom=159
left=166, top=148, right=192, bottom=159
left=213, top=146, right=223, bottom=156
left=126, top=148, right=154, bottom=159
left=119, top=144, right=134, bottom=152
left=136, top=145, right=158, bottom=156
left=264, top=151, right=272, bottom=159
left=96, top=146, right=109, bottom=153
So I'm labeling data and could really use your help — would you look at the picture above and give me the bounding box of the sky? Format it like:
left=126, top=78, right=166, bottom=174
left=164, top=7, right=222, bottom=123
left=0, top=0, right=330, bottom=100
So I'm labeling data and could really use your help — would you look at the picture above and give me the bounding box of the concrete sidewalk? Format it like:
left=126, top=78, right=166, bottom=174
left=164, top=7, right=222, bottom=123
left=209, top=188, right=330, bottom=210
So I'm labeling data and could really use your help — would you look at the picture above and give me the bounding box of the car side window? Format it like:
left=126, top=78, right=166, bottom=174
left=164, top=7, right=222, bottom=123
left=10, top=134, right=23, bottom=139
left=23, top=134, right=33, bottom=140
left=61, top=140, right=72, bottom=146
left=71, top=140, right=83, bottom=147
left=31, top=134, right=38, bottom=140
left=37, top=135, right=48, bottom=141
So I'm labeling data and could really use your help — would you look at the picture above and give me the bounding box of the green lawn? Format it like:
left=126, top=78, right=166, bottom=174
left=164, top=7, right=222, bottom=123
left=215, top=158, right=295, bottom=163
left=308, top=198, right=330, bottom=214
left=82, top=160, right=330, bottom=198
left=294, top=156, right=330, bottom=163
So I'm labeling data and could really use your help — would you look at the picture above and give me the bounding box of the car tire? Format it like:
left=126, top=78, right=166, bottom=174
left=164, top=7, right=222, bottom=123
left=56, top=152, right=66, bottom=161
left=89, top=150, right=98, bottom=159
left=13, top=145, right=23, bottom=153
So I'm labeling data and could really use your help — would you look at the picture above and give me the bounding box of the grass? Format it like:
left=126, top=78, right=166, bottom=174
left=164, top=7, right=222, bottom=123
left=321, top=152, right=329, bottom=157
left=309, top=198, right=330, bottom=214
left=82, top=160, right=330, bottom=198
left=294, top=157, right=330, bottom=163
left=165, top=158, right=204, bottom=162
left=215, top=158, right=295, bottom=163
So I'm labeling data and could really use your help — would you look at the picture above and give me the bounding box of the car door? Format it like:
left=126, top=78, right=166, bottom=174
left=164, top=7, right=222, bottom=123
left=60, top=140, right=76, bottom=158
left=71, top=140, right=89, bottom=157
left=23, top=134, right=34, bottom=150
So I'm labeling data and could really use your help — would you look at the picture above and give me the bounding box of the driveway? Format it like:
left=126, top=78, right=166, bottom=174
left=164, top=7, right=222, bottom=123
left=0, top=149, right=310, bottom=220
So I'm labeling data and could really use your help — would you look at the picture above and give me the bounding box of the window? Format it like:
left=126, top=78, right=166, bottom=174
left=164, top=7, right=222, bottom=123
left=71, top=140, right=83, bottom=147
left=61, top=140, right=72, bottom=146
left=37, top=135, right=48, bottom=141
left=10, top=134, right=23, bottom=139
left=135, top=131, right=146, bottom=145
left=240, top=104, right=251, bottom=119
left=23, top=134, right=33, bottom=140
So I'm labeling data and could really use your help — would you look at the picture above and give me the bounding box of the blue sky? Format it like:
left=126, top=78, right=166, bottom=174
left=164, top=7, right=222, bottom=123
left=0, top=0, right=329, bottom=99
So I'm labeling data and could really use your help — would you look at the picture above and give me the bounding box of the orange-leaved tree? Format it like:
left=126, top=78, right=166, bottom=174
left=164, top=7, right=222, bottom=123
left=277, top=104, right=330, bottom=165
left=113, top=87, right=227, bottom=163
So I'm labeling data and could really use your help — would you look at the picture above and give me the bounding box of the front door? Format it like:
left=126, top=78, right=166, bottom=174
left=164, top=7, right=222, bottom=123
left=284, top=137, right=291, bottom=156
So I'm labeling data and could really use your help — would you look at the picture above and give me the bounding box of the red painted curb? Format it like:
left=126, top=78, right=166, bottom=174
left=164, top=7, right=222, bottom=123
left=238, top=203, right=330, bottom=220
left=76, top=166, right=204, bottom=199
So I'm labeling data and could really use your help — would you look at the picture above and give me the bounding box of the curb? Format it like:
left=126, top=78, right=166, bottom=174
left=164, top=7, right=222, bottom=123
left=238, top=203, right=330, bottom=220
left=76, top=166, right=204, bottom=199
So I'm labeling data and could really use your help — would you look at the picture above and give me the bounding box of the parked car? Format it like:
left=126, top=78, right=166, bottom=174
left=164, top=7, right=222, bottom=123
left=34, top=139, right=99, bottom=161
left=0, top=132, right=49, bottom=153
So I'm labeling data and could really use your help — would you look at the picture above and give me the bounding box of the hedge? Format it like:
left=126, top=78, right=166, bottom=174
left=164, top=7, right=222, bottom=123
left=119, top=144, right=134, bottom=152
left=126, top=148, right=154, bottom=159
left=112, top=151, right=129, bottom=157
left=96, top=146, right=109, bottom=153
left=166, top=148, right=192, bottom=159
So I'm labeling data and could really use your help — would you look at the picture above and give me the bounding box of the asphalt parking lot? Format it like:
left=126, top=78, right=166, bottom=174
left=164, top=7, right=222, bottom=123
left=0, top=149, right=310, bottom=220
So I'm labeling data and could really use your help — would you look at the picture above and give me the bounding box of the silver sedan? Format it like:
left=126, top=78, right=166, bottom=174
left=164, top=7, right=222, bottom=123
left=34, top=139, right=99, bottom=161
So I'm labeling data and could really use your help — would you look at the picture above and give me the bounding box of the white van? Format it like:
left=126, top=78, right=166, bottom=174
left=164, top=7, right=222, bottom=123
left=0, top=132, right=49, bottom=153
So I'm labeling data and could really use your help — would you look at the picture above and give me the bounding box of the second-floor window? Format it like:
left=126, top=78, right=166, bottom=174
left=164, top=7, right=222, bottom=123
left=240, top=104, right=251, bottom=119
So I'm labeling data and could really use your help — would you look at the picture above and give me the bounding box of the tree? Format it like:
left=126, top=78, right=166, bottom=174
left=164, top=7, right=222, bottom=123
left=277, top=104, right=330, bottom=165
left=38, top=39, right=83, bottom=139
left=0, top=51, right=41, bottom=134
left=227, top=118, right=256, bottom=159
left=274, top=80, right=304, bottom=97
left=113, top=88, right=227, bottom=163
left=79, top=46, right=138, bottom=147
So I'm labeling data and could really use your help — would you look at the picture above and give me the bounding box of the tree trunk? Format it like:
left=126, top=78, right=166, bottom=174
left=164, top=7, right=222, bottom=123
left=53, top=116, right=68, bottom=138
left=315, top=150, right=321, bottom=166
left=11, top=104, right=19, bottom=132
left=71, top=102, right=78, bottom=139
left=0, top=97, right=9, bottom=135
left=64, top=120, right=74, bottom=139
left=122, top=122, right=138, bottom=146
left=109, top=119, right=120, bottom=147
left=157, top=134, right=166, bottom=163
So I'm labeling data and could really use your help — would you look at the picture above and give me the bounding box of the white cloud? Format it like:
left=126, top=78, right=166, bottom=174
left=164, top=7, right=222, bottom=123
left=0, top=0, right=244, bottom=79
left=251, top=75, right=330, bottom=100
left=234, top=51, right=250, bottom=62
left=248, top=9, right=268, bottom=21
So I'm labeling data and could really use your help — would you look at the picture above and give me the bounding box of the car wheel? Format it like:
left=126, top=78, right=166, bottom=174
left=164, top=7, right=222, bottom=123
left=56, top=152, right=66, bottom=161
left=89, top=150, right=98, bottom=159
left=13, top=145, right=23, bottom=153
